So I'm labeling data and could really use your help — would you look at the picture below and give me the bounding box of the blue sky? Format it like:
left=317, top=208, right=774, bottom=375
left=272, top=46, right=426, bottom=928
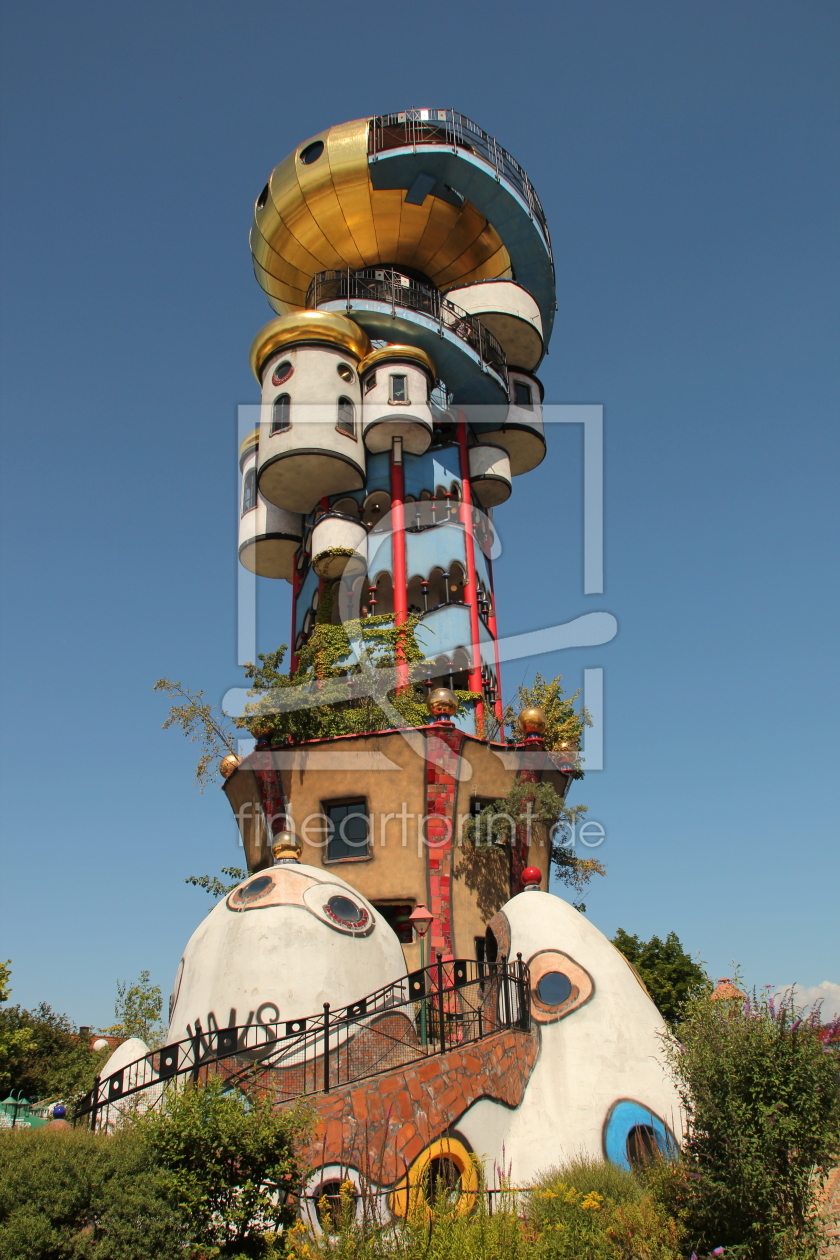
left=1, top=1, right=837, bottom=1030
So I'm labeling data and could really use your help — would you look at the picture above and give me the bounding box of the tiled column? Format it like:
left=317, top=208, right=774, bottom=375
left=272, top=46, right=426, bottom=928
left=424, top=725, right=465, bottom=958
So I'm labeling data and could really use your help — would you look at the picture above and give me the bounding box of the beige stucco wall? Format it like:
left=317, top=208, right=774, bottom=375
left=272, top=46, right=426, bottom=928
left=223, top=730, right=566, bottom=969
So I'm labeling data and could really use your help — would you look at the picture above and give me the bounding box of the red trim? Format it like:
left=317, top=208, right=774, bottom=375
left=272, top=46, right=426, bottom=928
left=456, top=413, right=485, bottom=730
left=290, top=560, right=301, bottom=672
left=390, top=443, right=409, bottom=691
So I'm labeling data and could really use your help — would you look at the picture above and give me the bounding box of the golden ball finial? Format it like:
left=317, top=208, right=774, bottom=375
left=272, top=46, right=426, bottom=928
left=427, top=687, right=458, bottom=718
left=517, top=707, right=547, bottom=736
left=271, top=830, right=302, bottom=863
left=219, top=753, right=242, bottom=779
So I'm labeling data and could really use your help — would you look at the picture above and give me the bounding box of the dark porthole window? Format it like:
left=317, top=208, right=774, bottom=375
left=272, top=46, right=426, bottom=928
left=325, top=800, right=369, bottom=861
left=424, top=1156, right=461, bottom=1206
left=513, top=380, right=533, bottom=409
left=535, top=971, right=573, bottom=1006
left=325, top=895, right=368, bottom=927
left=390, top=373, right=408, bottom=403
left=272, top=360, right=293, bottom=386
left=271, top=394, right=291, bottom=434
left=236, top=875, right=273, bottom=903
left=241, top=467, right=257, bottom=515
left=337, top=363, right=354, bottom=383
left=300, top=140, right=324, bottom=165
left=626, top=1124, right=660, bottom=1168
left=314, top=1180, right=356, bottom=1230
left=336, top=396, right=356, bottom=437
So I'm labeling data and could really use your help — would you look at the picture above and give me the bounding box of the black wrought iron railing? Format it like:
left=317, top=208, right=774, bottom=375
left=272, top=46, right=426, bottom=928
left=368, top=108, right=552, bottom=258
left=306, top=268, right=508, bottom=384
left=75, top=956, right=529, bottom=1131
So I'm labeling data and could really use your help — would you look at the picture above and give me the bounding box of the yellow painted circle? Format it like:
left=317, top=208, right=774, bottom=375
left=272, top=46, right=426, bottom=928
left=390, top=1136, right=479, bottom=1219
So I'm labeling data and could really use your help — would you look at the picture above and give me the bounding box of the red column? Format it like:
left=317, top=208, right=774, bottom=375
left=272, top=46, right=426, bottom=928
left=290, top=560, right=300, bottom=673
left=485, top=551, right=505, bottom=727
left=456, top=413, right=485, bottom=730
left=390, top=437, right=409, bottom=691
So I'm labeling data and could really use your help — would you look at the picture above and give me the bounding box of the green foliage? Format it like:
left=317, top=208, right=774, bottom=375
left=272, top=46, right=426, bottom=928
left=0, top=1126, right=186, bottom=1260
left=611, top=930, right=711, bottom=1025
left=665, top=985, right=840, bottom=1258
left=0, top=1079, right=311, bottom=1259
left=462, top=780, right=604, bottom=895
left=153, top=678, right=238, bottom=791
left=185, top=866, right=247, bottom=898
left=0, top=969, right=109, bottom=1102
left=237, top=620, right=479, bottom=745
left=105, top=972, right=164, bottom=1050
left=287, top=1159, right=682, bottom=1259
left=502, top=672, right=591, bottom=761
left=135, top=1076, right=312, bottom=1256
left=527, top=1157, right=683, bottom=1258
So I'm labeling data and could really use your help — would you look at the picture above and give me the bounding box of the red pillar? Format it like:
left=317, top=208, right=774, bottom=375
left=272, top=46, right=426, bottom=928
left=485, top=551, right=505, bottom=727
left=456, top=413, right=485, bottom=731
left=390, top=437, right=409, bottom=691
left=290, top=560, right=300, bottom=673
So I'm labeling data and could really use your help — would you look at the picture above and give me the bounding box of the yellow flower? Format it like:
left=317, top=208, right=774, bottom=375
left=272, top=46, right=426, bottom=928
left=581, top=1191, right=603, bottom=1211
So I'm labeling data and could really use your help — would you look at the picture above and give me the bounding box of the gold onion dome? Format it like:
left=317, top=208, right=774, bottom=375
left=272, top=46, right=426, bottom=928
left=250, top=310, right=372, bottom=380
left=517, top=707, right=547, bottom=735
left=358, top=344, right=436, bottom=380
left=250, top=117, right=512, bottom=316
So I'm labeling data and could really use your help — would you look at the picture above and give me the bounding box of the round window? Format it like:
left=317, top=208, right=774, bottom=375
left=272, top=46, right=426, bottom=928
left=535, top=971, right=573, bottom=1006
left=337, top=363, right=354, bottom=383
left=424, top=1156, right=461, bottom=1206
left=236, top=875, right=273, bottom=903
left=272, top=360, right=293, bottom=386
left=324, top=895, right=368, bottom=927
left=300, top=140, right=324, bottom=165
left=314, top=1179, right=356, bottom=1230
left=627, top=1124, right=660, bottom=1168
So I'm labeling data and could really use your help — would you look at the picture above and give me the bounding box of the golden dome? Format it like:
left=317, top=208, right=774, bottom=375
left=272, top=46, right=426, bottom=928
left=271, top=830, right=302, bottom=862
left=219, top=753, right=242, bottom=779
left=517, top=707, right=547, bottom=735
left=358, top=344, right=436, bottom=380
left=238, top=428, right=259, bottom=466
left=249, top=310, right=372, bottom=381
left=250, top=117, right=512, bottom=316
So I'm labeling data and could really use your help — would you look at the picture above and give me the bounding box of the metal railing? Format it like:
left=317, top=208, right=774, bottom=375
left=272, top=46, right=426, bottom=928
left=368, top=108, right=552, bottom=259
left=306, top=268, right=508, bottom=384
left=75, top=956, right=529, bottom=1131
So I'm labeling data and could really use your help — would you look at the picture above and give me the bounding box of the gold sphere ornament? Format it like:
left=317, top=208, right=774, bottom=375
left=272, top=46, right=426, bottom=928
left=517, top=707, right=547, bottom=735
left=271, top=830, right=302, bottom=863
left=219, top=753, right=242, bottom=779
left=427, top=687, right=458, bottom=718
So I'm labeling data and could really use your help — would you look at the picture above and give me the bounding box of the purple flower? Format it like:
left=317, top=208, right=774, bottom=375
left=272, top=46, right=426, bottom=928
left=712, top=1248, right=725, bottom=1256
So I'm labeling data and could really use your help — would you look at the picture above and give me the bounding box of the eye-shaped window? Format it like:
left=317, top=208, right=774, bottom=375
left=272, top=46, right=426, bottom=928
left=302, top=882, right=374, bottom=936
left=602, top=1100, right=677, bottom=1172
left=226, top=867, right=316, bottom=912
left=528, top=949, right=594, bottom=1023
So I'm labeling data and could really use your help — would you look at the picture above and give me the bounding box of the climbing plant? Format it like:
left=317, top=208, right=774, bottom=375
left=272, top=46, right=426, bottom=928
left=502, top=672, right=590, bottom=764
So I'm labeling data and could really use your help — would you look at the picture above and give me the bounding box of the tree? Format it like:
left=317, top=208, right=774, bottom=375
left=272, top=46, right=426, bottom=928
left=502, top=672, right=591, bottom=760
left=611, top=929, right=711, bottom=1025
left=136, top=1076, right=312, bottom=1256
left=666, top=986, right=840, bottom=1258
left=0, top=963, right=108, bottom=1102
left=153, top=679, right=238, bottom=791
left=185, top=866, right=247, bottom=898
left=107, top=971, right=164, bottom=1049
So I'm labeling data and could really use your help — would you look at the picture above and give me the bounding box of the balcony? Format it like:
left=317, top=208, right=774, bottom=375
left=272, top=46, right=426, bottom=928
left=306, top=268, right=509, bottom=407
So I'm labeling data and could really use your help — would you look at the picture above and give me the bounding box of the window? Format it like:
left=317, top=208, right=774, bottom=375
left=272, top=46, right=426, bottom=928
left=390, top=374, right=408, bottom=403
left=271, top=394, right=290, bottom=433
left=241, top=467, right=257, bottom=515
left=337, top=362, right=354, bottom=383
left=364, top=371, right=377, bottom=393
left=513, top=380, right=533, bottom=409
left=271, top=360, right=293, bottom=386
left=336, top=397, right=356, bottom=437
left=325, top=800, right=369, bottom=861
left=373, top=903, right=415, bottom=943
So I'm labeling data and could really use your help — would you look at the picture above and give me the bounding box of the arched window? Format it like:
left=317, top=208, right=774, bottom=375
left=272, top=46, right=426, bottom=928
left=336, top=397, right=356, bottom=437
left=271, top=394, right=290, bottom=434
left=241, top=467, right=257, bottom=515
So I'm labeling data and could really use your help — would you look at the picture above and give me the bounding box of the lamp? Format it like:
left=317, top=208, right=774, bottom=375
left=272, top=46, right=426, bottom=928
left=408, top=903, right=435, bottom=1046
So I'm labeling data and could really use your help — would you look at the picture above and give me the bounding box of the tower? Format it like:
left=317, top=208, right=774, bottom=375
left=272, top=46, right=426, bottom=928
left=226, top=109, right=571, bottom=968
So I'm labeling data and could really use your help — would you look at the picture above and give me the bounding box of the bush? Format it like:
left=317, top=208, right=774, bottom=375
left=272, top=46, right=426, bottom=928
left=666, top=986, right=840, bottom=1258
